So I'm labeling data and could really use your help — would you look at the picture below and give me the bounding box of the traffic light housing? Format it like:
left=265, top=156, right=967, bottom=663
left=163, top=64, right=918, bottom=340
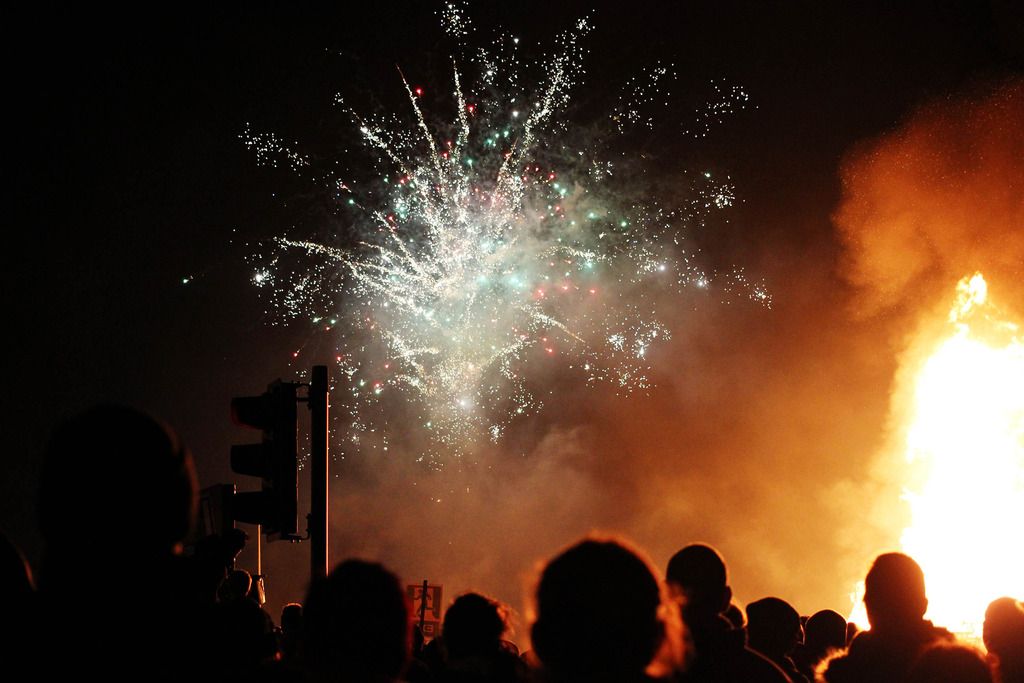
left=230, top=380, right=298, bottom=540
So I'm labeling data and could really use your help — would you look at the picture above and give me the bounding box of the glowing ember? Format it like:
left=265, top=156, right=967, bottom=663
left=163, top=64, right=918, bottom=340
left=853, top=273, right=1024, bottom=639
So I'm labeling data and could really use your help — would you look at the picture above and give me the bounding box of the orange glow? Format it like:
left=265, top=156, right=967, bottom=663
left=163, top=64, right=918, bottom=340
left=852, top=274, right=1024, bottom=639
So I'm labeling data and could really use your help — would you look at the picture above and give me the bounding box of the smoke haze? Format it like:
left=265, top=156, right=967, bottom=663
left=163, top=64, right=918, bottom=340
left=836, top=80, right=1024, bottom=317
left=292, top=80, right=1024, bottom=638
left=830, top=78, right=1024, bottom=618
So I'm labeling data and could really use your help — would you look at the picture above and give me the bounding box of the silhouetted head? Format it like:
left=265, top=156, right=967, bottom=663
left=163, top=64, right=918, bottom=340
left=304, top=559, right=410, bottom=682
left=443, top=592, right=508, bottom=659
left=281, top=602, right=303, bottom=634
left=280, top=601, right=304, bottom=661
left=863, top=553, right=928, bottom=631
left=983, top=597, right=1024, bottom=664
left=804, top=609, right=847, bottom=653
left=723, top=603, right=745, bottom=629
left=218, top=568, right=253, bottom=603
left=532, top=537, right=666, bottom=681
left=39, top=404, right=197, bottom=560
left=905, top=642, right=993, bottom=683
left=746, top=597, right=802, bottom=659
left=665, top=544, right=731, bottom=620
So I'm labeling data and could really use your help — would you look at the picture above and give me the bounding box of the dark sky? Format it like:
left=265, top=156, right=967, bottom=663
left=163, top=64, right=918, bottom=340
left=5, top=1, right=1022, bottom=624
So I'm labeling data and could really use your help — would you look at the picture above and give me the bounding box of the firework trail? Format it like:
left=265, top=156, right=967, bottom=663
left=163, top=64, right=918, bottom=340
left=244, top=4, right=767, bottom=459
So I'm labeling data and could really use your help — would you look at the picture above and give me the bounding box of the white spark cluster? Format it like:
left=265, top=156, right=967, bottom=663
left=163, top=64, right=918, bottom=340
left=243, top=10, right=769, bottom=460
left=683, top=79, right=752, bottom=139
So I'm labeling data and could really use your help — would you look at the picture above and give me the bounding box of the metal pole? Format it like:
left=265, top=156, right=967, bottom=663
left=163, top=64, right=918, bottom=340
left=310, top=365, right=330, bottom=580
left=255, top=523, right=265, bottom=605
left=419, top=579, right=428, bottom=636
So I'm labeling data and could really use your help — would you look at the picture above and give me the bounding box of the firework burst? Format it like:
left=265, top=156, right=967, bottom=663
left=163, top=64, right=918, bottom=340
left=244, top=5, right=768, bottom=459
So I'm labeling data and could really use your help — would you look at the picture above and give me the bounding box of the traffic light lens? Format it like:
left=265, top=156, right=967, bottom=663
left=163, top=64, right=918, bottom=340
left=231, top=395, right=272, bottom=429
left=229, top=381, right=299, bottom=538
left=230, top=443, right=269, bottom=478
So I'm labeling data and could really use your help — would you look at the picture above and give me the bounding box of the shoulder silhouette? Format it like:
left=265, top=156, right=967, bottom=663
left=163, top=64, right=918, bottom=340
left=303, top=558, right=411, bottom=683
left=438, top=591, right=527, bottom=683
left=35, top=404, right=200, bottom=676
left=746, top=597, right=808, bottom=683
left=984, top=597, right=1024, bottom=683
left=792, top=609, right=846, bottom=682
left=823, top=553, right=954, bottom=683
left=905, top=642, right=994, bottom=683
left=666, top=543, right=791, bottom=683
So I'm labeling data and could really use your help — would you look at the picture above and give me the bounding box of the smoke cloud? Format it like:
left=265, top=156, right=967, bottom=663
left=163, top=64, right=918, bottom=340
left=835, top=80, right=1024, bottom=317
left=826, top=77, right=1024, bottom=624
left=259, top=80, right=1022, bottom=642
left=311, top=282, right=886, bottom=636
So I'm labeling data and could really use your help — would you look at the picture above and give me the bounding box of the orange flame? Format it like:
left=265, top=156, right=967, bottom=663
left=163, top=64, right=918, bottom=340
left=852, top=273, right=1024, bottom=640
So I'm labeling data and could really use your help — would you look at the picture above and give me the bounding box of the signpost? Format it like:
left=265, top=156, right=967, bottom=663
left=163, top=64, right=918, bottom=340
left=408, top=580, right=443, bottom=641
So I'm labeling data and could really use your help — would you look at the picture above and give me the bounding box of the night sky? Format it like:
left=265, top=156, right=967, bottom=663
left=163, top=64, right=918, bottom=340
left=6, top=2, right=1022, bottom=627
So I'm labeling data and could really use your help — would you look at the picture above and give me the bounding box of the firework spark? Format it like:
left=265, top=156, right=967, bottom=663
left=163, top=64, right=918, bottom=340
left=245, top=7, right=768, bottom=458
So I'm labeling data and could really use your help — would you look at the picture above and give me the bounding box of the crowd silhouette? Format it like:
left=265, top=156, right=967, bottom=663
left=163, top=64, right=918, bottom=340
left=2, top=404, right=1022, bottom=683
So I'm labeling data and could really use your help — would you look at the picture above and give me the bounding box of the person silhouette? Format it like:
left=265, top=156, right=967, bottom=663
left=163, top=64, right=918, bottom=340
left=984, top=597, right=1024, bottom=683
left=531, top=536, right=683, bottom=683
left=279, top=602, right=304, bottom=665
left=302, top=559, right=411, bottom=683
left=822, top=552, right=954, bottom=683
left=210, top=595, right=278, bottom=675
left=746, top=597, right=807, bottom=683
left=792, top=609, right=846, bottom=682
left=218, top=568, right=254, bottom=603
left=439, top=592, right=527, bottom=683
left=665, top=544, right=791, bottom=683
left=35, top=404, right=200, bottom=676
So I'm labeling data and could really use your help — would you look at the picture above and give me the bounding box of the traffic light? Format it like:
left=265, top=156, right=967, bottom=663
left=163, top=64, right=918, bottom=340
left=230, top=380, right=298, bottom=540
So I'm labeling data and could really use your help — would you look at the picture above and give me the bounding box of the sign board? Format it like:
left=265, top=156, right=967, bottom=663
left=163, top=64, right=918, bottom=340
left=408, top=582, right=443, bottom=641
